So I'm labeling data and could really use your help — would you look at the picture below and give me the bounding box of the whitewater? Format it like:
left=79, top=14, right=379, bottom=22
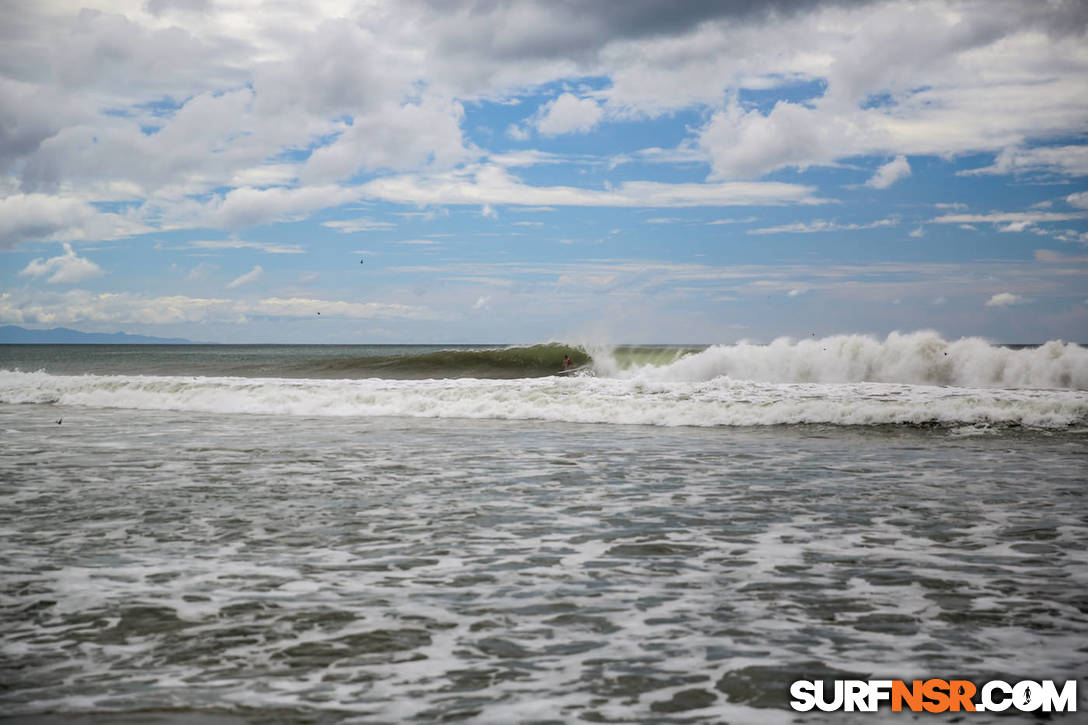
left=597, top=333, right=1088, bottom=389
left=2, top=332, right=1087, bottom=723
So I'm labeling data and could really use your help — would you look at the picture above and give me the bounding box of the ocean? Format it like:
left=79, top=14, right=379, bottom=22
left=1, top=332, right=1086, bottom=723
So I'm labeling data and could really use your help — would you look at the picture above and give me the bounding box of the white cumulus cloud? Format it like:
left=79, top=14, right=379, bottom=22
left=1, top=0, right=1086, bottom=252
left=534, top=93, right=603, bottom=136
left=19, top=243, right=104, bottom=284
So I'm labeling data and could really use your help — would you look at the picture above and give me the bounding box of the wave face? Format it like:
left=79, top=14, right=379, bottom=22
left=304, top=343, right=591, bottom=379
left=0, top=343, right=591, bottom=380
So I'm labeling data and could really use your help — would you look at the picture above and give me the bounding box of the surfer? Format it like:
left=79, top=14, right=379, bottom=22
left=563, top=355, right=573, bottom=370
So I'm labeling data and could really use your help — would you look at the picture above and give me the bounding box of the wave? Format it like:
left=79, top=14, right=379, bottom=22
left=597, top=332, right=1088, bottom=390
left=295, top=343, right=591, bottom=379
left=1, top=333, right=1086, bottom=429
left=2, top=370, right=1085, bottom=430
left=0, top=343, right=594, bottom=380
left=295, top=333, right=1084, bottom=388
left=2, top=334, right=1083, bottom=388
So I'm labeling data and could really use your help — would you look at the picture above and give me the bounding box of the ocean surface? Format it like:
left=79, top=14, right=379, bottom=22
left=1, top=332, right=1086, bottom=723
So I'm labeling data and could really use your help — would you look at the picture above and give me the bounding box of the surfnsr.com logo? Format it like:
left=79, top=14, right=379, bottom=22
left=790, top=679, right=1078, bottom=713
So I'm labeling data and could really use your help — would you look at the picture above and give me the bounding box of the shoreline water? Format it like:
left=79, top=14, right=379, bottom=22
left=2, top=339, right=1086, bottom=722
left=2, top=410, right=1086, bottom=721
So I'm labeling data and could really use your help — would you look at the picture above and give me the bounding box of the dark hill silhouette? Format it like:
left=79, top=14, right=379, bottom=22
left=0, top=325, right=193, bottom=344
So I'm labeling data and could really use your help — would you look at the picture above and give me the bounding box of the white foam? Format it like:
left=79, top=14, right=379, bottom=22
left=603, top=332, right=1088, bottom=389
left=1, top=369, right=1085, bottom=429
left=3, top=404, right=1086, bottom=721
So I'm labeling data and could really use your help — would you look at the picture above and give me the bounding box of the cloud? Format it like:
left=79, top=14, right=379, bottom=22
left=961, top=145, right=1088, bottom=177
left=985, top=292, right=1028, bottom=307
left=698, top=101, right=850, bottom=179
left=227, top=265, right=263, bottom=288
left=1067, top=191, right=1088, bottom=209
left=1, top=0, right=1086, bottom=251
left=360, top=164, right=826, bottom=208
left=188, top=240, right=305, bottom=254
left=930, top=211, right=1088, bottom=233
left=472, top=295, right=491, bottom=310
left=204, top=185, right=361, bottom=229
left=866, top=155, right=911, bottom=189
left=300, top=98, right=471, bottom=184
left=321, top=218, right=397, bottom=233
left=0, top=290, right=443, bottom=325
left=409, top=0, right=817, bottom=69
left=1049, top=229, right=1088, bottom=245
left=697, top=85, right=1083, bottom=182
left=749, top=217, right=897, bottom=234
left=19, top=243, right=104, bottom=284
left=246, top=297, right=441, bottom=320
left=377, top=257, right=1088, bottom=319
left=0, top=193, right=147, bottom=250
left=146, top=0, right=210, bottom=17
left=506, top=124, right=531, bottom=141
left=684, top=1, right=1088, bottom=180
left=534, top=93, right=603, bottom=136
left=708, top=217, right=757, bottom=225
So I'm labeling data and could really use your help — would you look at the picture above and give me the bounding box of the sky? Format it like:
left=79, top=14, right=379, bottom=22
left=1, top=0, right=1087, bottom=344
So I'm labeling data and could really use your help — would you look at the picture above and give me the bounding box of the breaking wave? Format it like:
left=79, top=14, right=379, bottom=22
left=2, top=333, right=1084, bottom=388
left=2, top=332, right=1086, bottom=429
left=597, top=332, right=1088, bottom=390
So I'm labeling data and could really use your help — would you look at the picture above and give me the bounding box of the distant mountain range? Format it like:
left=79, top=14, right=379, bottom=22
left=0, top=325, right=194, bottom=344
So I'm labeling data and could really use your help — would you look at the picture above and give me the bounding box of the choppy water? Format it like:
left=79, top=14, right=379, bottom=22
left=1, top=335, right=1087, bottom=722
